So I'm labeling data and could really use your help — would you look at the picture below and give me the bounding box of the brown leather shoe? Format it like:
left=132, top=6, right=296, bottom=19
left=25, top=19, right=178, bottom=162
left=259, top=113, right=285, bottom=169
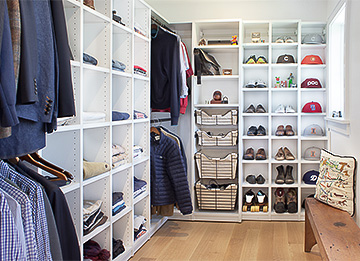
left=243, top=147, right=254, bottom=160
left=275, top=147, right=285, bottom=160
left=275, top=125, right=285, bottom=136
left=284, top=147, right=295, bottom=160
left=285, top=125, right=294, bottom=136
left=255, top=148, right=267, bottom=160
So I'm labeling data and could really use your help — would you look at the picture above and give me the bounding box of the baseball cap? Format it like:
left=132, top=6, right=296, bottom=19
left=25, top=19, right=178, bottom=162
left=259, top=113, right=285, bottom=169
left=302, top=34, right=325, bottom=44
left=304, top=147, right=321, bottom=161
left=302, top=170, right=319, bottom=185
left=302, top=101, right=322, bottom=113
left=276, top=54, right=295, bottom=63
left=301, top=78, right=322, bottom=88
left=301, top=55, right=323, bottom=64
left=303, top=124, right=324, bottom=136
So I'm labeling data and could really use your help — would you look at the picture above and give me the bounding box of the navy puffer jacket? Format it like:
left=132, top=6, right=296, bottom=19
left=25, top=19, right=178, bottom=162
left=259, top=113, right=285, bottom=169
left=150, top=132, right=193, bottom=215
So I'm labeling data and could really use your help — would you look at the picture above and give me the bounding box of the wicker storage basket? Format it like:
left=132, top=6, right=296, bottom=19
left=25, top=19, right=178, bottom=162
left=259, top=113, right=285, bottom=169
left=195, top=152, right=238, bottom=179
left=196, top=130, right=238, bottom=146
left=195, top=109, right=238, bottom=125
left=195, top=181, right=237, bottom=210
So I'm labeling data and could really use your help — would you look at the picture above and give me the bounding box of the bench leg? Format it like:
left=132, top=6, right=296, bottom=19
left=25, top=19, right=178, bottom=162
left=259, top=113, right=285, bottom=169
left=305, top=212, right=316, bottom=252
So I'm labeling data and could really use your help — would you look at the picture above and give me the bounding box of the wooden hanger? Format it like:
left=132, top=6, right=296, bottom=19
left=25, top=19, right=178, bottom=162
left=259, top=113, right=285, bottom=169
left=150, top=126, right=161, bottom=135
left=30, top=152, right=74, bottom=180
left=19, top=154, right=68, bottom=181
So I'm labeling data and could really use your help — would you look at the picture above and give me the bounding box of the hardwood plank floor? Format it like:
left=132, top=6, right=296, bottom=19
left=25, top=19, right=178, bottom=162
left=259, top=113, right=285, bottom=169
left=132, top=221, right=321, bottom=261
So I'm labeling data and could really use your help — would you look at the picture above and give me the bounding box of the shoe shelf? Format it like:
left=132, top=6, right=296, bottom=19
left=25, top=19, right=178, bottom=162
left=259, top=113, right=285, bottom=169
left=270, top=135, right=298, bottom=139
left=242, top=88, right=269, bottom=92
left=243, top=136, right=270, bottom=140
left=243, top=113, right=269, bottom=117
left=200, top=75, right=240, bottom=80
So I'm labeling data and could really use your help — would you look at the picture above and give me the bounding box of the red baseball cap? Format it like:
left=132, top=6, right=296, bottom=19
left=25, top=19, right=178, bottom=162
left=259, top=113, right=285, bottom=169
left=301, top=78, right=322, bottom=88
left=302, top=101, right=322, bottom=113
left=301, top=55, right=323, bottom=64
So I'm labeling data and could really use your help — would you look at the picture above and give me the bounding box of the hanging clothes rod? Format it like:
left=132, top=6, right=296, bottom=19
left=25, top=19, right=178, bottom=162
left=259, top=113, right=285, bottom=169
left=151, top=17, right=176, bottom=34
left=150, top=118, right=172, bottom=123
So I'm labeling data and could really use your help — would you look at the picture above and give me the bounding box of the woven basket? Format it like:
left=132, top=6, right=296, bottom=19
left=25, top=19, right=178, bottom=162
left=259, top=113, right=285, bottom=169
left=195, top=152, right=238, bottom=179
left=196, top=130, right=238, bottom=146
left=195, top=109, right=237, bottom=125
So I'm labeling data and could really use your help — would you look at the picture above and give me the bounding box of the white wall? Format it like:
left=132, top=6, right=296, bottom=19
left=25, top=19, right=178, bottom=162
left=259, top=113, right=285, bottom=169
left=326, top=0, right=360, bottom=225
left=146, top=0, right=328, bottom=22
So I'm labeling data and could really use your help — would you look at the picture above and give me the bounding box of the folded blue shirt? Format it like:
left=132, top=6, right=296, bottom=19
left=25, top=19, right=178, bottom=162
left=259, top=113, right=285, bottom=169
left=112, top=60, right=126, bottom=72
left=83, top=53, right=98, bottom=65
left=112, top=111, right=130, bottom=121
left=112, top=204, right=126, bottom=216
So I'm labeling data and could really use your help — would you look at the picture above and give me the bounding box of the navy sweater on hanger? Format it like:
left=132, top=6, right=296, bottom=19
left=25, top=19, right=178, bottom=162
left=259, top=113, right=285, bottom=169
left=151, top=27, right=181, bottom=125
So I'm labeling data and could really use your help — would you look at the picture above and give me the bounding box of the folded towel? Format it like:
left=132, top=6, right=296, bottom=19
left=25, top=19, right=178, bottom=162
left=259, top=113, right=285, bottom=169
left=112, top=111, right=130, bottom=121
left=83, top=161, right=110, bottom=180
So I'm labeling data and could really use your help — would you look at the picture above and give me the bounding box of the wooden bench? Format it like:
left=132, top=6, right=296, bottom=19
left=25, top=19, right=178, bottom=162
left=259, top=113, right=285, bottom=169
left=305, top=198, right=360, bottom=260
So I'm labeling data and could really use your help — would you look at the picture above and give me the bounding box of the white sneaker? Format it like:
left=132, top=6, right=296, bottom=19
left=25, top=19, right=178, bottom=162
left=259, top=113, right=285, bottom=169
left=285, top=105, right=296, bottom=113
left=275, top=104, right=285, bottom=113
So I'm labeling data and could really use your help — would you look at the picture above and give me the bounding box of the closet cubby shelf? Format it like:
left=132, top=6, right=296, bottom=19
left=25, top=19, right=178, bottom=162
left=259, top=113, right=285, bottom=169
left=56, top=124, right=81, bottom=133
left=271, top=88, right=298, bottom=91
left=242, top=88, right=269, bottom=92
left=83, top=171, right=111, bottom=187
left=242, top=160, right=270, bottom=164
left=133, top=118, right=150, bottom=124
left=82, top=221, right=111, bottom=244
left=133, top=232, right=150, bottom=252
left=194, top=104, right=239, bottom=108
left=301, top=159, right=320, bottom=164
left=271, top=182, right=299, bottom=187
left=242, top=182, right=269, bottom=187
left=301, top=44, right=327, bottom=49
left=112, top=206, right=132, bottom=223
left=271, top=64, right=298, bottom=68
left=82, top=64, right=110, bottom=73
left=111, top=163, right=132, bottom=175
left=112, top=21, right=133, bottom=34
left=64, top=0, right=80, bottom=8
left=60, top=182, right=81, bottom=194
left=243, top=113, right=269, bottom=117
left=270, top=159, right=299, bottom=164
left=300, top=113, right=326, bottom=116
left=301, top=183, right=316, bottom=188
left=301, top=136, right=328, bottom=141
left=112, top=70, right=132, bottom=78
left=300, top=64, right=326, bottom=69
left=133, top=74, right=150, bottom=81
left=113, top=249, right=132, bottom=261
left=83, top=5, right=111, bottom=23
left=133, top=156, right=150, bottom=166
left=270, top=136, right=298, bottom=140
left=242, top=64, right=269, bottom=68
left=242, top=136, right=270, bottom=139
left=271, top=43, right=299, bottom=49
left=133, top=191, right=149, bottom=205
left=134, top=32, right=151, bottom=42
left=200, top=75, right=240, bottom=80
left=111, top=119, right=133, bottom=126
left=270, top=113, right=298, bottom=117
left=71, top=60, right=81, bottom=67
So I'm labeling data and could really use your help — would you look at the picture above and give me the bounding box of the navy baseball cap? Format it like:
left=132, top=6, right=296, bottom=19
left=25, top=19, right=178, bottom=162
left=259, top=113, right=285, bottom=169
left=302, top=170, right=319, bottom=185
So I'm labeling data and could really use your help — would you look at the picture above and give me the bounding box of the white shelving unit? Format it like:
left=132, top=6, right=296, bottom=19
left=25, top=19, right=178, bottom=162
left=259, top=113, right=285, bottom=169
left=41, top=0, right=151, bottom=259
left=169, top=19, right=328, bottom=223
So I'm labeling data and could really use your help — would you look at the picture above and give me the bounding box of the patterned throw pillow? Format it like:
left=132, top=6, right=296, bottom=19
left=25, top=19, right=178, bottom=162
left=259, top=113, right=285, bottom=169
left=315, top=149, right=356, bottom=216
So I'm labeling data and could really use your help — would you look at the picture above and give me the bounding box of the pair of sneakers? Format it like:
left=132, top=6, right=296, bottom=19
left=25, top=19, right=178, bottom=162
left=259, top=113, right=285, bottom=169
left=275, top=36, right=294, bottom=43
left=245, top=104, right=266, bottom=113
left=275, top=104, right=296, bottom=113
left=274, top=188, right=297, bottom=214
left=245, top=55, right=268, bottom=64
left=245, top=80, right=267, bottom=88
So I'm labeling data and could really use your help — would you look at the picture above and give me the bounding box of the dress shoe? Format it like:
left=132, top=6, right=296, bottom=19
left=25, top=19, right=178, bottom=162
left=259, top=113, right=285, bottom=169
left=256, top=174, right=266, bottom=184
left=243, top=147, right=255, bottom=160
left=274, top=188, right=286, bottom=213
left=285, top=105, right=296, bottom=113
left=255, top=148, right=267, bottom=160
left=275, top=125, right=285, bottom=136
left=286, top=188, right=298, bottom=213
left=275, top=147, right=285, bottom=160
left=285, top=125, right=294, bottom=136
left=284, top=147, right=295, bottom=160
left=245, top=104, right=256, bottom=113
left=247, top=126, right=257, bottom=136
left=275, top=165, right=285, bottom=184
left=257, top=125, right=266, bottom=136
left=285, top=165, right=295, bottom=184
left=275, top=104, right=285, bottom=113
left=255, top=104, right=266, bottom=113
left=245, top=174, right=256, bottom=184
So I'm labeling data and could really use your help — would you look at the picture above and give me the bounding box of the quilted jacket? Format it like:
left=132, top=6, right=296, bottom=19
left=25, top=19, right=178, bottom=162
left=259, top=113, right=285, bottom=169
left=150, top=132, right=193, bottom=215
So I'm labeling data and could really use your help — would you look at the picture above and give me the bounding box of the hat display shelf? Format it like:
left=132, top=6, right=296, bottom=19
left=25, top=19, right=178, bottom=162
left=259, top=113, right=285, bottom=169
left=40, top=0, right=152, bottom=259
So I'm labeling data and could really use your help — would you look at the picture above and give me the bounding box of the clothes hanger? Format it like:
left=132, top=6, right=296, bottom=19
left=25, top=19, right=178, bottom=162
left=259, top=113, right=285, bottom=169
left=29, top=152, right=74, bottom=180
left=19, top=154, right=68, bottom=181
left=150, top=126, right=161, bottom=135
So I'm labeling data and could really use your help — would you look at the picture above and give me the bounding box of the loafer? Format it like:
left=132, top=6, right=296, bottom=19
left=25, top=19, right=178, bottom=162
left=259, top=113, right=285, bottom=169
left=245, top=80, right=256, bottom=88
left=247, top=126, right=257, bottom=136
left=285, top=125, right=294, bottom=136
left=285, top=105, right=296, bottom=113
left=256, top=55, right=268, bottom=64
left=245, top=55, right=256, bottom=64
left=284, top=147, right=295, bottom=160
left=243, top=147, right=255, bottom=160
left=255, top=104, right=266, bottom=113
left=275, top=125, right=285, bottom=136
left=256, top=80, right=267, bottom=88
left=275, top=165, right=285, bottom=184
left=275, top=104, right=285, bottom=113
left=256, top=174, right=266, bottom=184
left=245, top=174, right=256, bottom=184
left=245, top=104, right=256, bottom=113
left=257, top=125, right=266, bottom=136
left=255, top=148, right=267, bottom=160
left=275, top=147, right=285, bottom=160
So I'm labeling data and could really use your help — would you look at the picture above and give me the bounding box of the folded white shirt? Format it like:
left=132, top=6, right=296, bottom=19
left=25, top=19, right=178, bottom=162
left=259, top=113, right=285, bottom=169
left=83, top=111, right=106, bottom=122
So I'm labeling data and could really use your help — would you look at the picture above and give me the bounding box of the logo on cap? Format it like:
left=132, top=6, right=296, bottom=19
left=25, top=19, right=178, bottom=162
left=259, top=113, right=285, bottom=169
left=311, top=127, right=316, bottom=134
left=311, top=57, right=316, bottom=62
left=310, top=104, right=316, bottom=111
left=310, top=175, right=317, bottom=181
left=310, top=150, right=317, bottom=157
left=284, top=56, right=289, bottom=61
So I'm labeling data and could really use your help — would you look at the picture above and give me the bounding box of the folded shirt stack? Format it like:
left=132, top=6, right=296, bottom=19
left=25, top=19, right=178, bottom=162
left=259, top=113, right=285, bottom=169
left=134, top=65, right=147, bottom=76
left=113, top=238, right=125, bottom=258
left=112, top=192, right=126, bottom=216
left=133, top=110, right=147, bottom=119
left=133, top=145, right=144, bottom=160
left=83, top=160, right=111, bottom=180
left=83, top=200, right=108, bottom=236
left=112, top=60, right=126, bottom=72
left=83, top=111, right=106, bottom=123
left=134, top=215, right=147, bottom=240
left=84, top=239, right=110, bottom=261
left=83, top=53, right=98, bottom=66
left=134, top=177, right=147, bottom=198
left=112, top=111, right=130, bottom=121
left=112, top=144, right=127, bottom=168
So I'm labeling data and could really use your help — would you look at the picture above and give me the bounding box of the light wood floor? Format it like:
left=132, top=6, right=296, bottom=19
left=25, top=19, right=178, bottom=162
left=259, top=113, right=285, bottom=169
left=132, top=220, right=321, bottom=261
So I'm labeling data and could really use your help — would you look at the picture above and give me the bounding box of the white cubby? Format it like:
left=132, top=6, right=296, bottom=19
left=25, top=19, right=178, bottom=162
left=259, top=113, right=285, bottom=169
left=112, top=0, right=132, bottom=29
left=242, top=67, right=269, bottom=88
left=112, top=168, right=132, bottom=209
left=242, top=22, right=270, bottom=44
left=271, top=139, right=297, bottom=160
left=64, top=2, right=81, bottom=62
left=133, top=123, right=149, bottom=158
left=134, top=0, right=150, bottom=39
left=88, top=227, right=112, bottom=257
left=242, top=164, right=269, bottom=186
left=271, top=67, right=298, bottom=88
left=271, top=117, right=298, bottom=136
left=134, top=79, right=150, bottom=117
left=83, top=127, right=111, bottom=164
left=83, top=0, right=111, bottom=19
left=271, top=91, right=297, bottom=112
left=134, top=37, right=150, bottom=74
left=112, top=125, right=132, bottom=166
left=271, top=21, right=299, bottom=43
left=112, top=75, right=132, bottom=119
left=112, top=28, right=132, bottom=74
left=243, top=116, right=268, bottom=136
left=113, top=212, right=132, bottom=257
